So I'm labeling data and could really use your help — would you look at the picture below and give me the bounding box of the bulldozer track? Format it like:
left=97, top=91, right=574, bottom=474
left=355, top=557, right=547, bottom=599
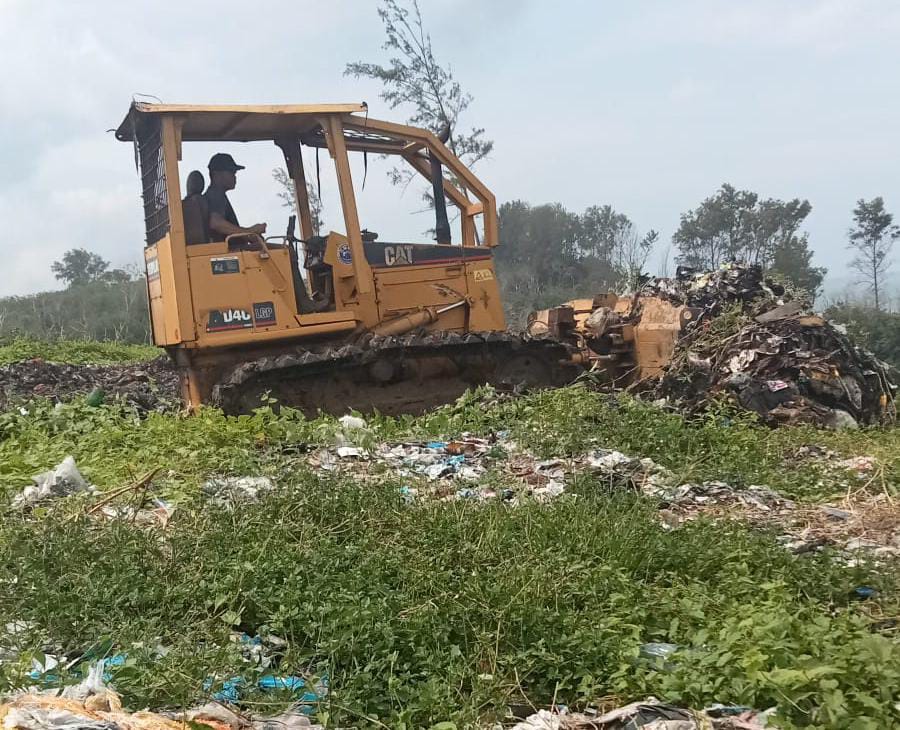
left=212, top=330, right=581, bottom=416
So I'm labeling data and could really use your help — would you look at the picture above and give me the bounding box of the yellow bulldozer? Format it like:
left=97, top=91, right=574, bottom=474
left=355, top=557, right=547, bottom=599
left=116, top=102, right=685, bottom=415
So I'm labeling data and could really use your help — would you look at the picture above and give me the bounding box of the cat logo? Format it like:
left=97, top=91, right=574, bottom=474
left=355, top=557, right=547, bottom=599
left=384, top=244, right=415, bottom=266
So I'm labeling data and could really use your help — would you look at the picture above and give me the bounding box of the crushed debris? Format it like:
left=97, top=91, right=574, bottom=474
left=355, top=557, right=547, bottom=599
left=0, top=357, right=179, bottom=412
left=640, top=262, right=786, bottom=313
left=645, top=265, right=897, bottom=427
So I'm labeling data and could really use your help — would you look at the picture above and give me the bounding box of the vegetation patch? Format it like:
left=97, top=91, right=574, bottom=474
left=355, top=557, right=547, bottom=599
left=0, top=385, right=898, bottom=728
left=0, top=335, right=158, bottom=366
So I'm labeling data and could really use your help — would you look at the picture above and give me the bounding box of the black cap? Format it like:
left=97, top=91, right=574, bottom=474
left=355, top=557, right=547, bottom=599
left=208, top=153, right=245, bottom=172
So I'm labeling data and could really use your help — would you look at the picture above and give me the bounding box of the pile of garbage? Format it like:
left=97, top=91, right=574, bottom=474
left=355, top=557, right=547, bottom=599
left=640, top=263, right=786, bottom=313
left=645, top=265, right=896, bottom=427
left=0, top=357, right=179, bottom=412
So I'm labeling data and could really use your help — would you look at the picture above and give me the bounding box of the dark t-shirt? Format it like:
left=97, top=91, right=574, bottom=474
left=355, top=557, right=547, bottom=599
left=204, top=184, right=239, bottom=228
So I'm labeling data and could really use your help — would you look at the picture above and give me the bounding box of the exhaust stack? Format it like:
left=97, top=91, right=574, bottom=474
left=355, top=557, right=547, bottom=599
left=430, top=122, right=452, bottom=245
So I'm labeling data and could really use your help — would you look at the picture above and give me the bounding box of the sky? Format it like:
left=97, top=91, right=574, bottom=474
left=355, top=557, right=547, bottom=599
left=1, top=0, right=899, bottom=298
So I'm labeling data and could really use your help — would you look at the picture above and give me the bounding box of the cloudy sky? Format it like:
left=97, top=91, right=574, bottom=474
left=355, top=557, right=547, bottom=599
left=2, top=0, right=899, bottom=297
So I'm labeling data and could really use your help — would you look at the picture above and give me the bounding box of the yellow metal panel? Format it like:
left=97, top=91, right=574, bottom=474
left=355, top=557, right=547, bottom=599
left=161, top=116, right=196, bottom=343
left=631, top=298, right=685, bottom=379
left=144, top=244, right=168, bottom=346
left=465, top=261, right=506, bottom=330
left=116, top=103, right=367, bottom=141
left=148, top=235, right=185, bottom=345
left=189, top=249, right=294, bottom=346
left=374, top=264, right=468, bottom=331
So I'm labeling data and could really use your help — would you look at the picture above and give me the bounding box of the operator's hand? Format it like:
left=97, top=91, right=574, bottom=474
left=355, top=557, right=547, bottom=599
left=249, top=223, right=267, bottom=235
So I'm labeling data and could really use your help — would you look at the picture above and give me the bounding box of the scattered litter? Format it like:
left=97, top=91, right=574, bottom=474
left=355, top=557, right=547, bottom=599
left=836, top=455, right=878, bottom=475
left=510, top=698, right=774, bottom=729
left=639, top=642, right=680, bottom=662
left=202, top=476, right=276, bottom=505
left=306, top=431, right=900, bottom=559
left=189, top=704, right=319, bottom=730
left=310, top=434, right=565, bottom=502
left=12, top=457, right=96, bottom=508
left=0, top=690, right=324, bottom=730
left=852, top=586, right=878, bottom=600
left=209, top=675, right=324, bottom=707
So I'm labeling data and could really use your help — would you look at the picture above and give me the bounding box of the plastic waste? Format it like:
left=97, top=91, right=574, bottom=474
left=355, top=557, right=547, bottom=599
left=0, top=692, right=324, bottom=730
left=852, top=585, right=878, bottom=600
left=509, top=698, right=744, bottom=730
left=210, top=673, right=327, bottom=709
left=202, top=476, right=275, bottom=505
left=12, top=456, right=95, bottom=508
left=338, top=414, right=366, bottom=431
left=85, top=388, right=105, bottom=407
left=335, top=446, right=365, bottom=459
left=639, top=642, right=680, bottom=660
left=336, top=414, right=368, bottom=447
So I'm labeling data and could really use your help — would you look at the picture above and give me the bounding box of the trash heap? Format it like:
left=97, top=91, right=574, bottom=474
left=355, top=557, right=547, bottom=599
left=646, top=264, right=897, bottom=427
left=639, top=262, right=786, bottom=312
left=0, top=358, right=179, bottom=412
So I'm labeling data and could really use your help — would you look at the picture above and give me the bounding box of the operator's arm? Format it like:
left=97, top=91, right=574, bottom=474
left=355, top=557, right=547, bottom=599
left=208, top=213, right=266, bottom=238
left=205, top=186, right=266, bottom=239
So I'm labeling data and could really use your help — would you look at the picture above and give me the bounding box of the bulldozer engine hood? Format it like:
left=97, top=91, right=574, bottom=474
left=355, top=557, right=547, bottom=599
left=364, top=242, right=492, bottom=268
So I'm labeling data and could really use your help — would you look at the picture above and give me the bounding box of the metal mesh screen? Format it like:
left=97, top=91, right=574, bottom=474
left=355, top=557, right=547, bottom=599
left=136, top=117, right=170, bottom=245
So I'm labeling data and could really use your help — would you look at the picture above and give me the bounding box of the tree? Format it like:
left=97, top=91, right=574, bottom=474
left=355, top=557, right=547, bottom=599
left=769, top=233, right=826, bottom=297
left=272, top=168, right=325, bottom=236
left=578, top=205, right=630, bottom=260
left=51, top=248, right=111, bottom=287
left=613, top=227, right=657, bottom=291
left=673, top=183, right=824, bottom=295
left=674, top=184, right=759, bottom=269
left=345, top=0, right=493, bottom=179
left=848, top=197, right=899, bottom=310
left=494, top=200, right=656, bottom=324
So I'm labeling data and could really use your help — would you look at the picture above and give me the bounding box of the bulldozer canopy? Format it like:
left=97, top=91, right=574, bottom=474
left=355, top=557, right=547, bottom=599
left=115, top=102, right=368, bottom=142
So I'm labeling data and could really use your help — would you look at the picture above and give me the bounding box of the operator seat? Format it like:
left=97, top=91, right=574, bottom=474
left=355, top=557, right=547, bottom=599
left=182, top=170, right=209, bottom=245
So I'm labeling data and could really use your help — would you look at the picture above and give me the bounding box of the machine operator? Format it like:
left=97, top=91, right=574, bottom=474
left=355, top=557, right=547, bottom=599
left=204, top=153, right=268, bottom=247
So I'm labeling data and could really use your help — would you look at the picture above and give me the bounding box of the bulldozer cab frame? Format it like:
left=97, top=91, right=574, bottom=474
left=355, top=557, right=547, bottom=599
left=116, top=102, right=505, bottom=408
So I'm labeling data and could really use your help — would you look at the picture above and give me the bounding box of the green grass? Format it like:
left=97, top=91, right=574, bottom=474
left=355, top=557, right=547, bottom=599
left=0, top=335, right=158, bottom=366
left=1, top=480, right=896, bottom=728
left=1, top=387, right=899, bottom=728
